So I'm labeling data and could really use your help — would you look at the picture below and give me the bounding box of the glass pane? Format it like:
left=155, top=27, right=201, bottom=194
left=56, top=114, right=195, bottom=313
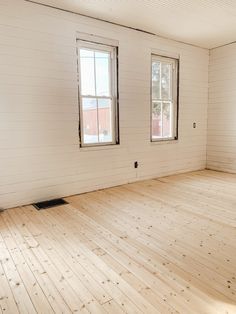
left=80, top=49, right=95, bottom=96
left=162, top=102, right=172, bottom=138
left=82, top=98, right=98, bottom=144
left=98, top=99, right=112, bottom=143
left=152, top=101, right=162, bottom=138
left=95, top=51, right=110, bottom=96
left=152, top=61, right=160, bottom=100
left=161, top=62, right=171, bottom=100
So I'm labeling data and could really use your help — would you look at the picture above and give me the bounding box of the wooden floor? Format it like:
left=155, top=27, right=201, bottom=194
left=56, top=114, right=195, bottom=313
left=0, top=170, right=236, bottom=314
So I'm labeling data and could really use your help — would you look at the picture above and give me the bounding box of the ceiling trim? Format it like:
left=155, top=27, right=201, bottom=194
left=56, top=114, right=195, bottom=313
left=24, top=0, right=208, bottom=50
left=212, top=40, right=236, bottom=50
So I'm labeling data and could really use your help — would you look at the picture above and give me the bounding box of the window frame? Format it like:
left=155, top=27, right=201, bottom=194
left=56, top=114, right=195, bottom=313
left=77, top=39, right=119, bottom=148
left=150, top=54, right=179, bottom=142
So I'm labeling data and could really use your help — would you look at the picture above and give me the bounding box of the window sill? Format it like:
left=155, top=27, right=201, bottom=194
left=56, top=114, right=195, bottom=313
left=79, top=143, right=120, bottom=152
left=151, top=138, right=178, bottom=145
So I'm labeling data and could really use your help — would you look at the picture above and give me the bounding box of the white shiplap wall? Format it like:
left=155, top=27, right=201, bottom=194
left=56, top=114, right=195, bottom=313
left=0, top=0, right=209, bottom=209
left=207, top=43, right=236, bottom=172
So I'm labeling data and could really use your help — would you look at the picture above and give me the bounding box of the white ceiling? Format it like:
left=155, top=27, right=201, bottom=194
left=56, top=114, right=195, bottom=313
left=29, top=0, right=236, bottom=49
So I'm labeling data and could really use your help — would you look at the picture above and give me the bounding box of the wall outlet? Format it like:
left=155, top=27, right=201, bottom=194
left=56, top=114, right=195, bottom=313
left=134, top=161, right=138, bottom=169
left=193, top=122, right=197, bottom=128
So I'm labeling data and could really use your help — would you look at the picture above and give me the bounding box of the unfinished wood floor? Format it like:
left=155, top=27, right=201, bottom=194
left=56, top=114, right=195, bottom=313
left=0, top=170, right=236, bottom=314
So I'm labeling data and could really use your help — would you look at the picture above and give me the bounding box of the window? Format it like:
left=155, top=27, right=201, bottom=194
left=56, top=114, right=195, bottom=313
left=151, top=55, right=179, bottom=141
left=77, top=40, right=118, bottom=147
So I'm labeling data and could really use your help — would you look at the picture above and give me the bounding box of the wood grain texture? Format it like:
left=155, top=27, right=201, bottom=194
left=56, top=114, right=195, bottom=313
left=0, top=170, right=235, bottom=313
left=0, top=0, right=208, bottom=209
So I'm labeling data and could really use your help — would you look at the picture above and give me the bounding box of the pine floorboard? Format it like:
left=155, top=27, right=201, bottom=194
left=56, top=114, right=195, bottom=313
left=0, top=169, right=236, bottom=313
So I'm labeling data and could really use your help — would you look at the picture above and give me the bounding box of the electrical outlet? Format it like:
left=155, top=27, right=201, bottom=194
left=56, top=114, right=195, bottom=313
left=134, top=161, right=138, bottom=169
left=193, top=122, right=196, bottom=128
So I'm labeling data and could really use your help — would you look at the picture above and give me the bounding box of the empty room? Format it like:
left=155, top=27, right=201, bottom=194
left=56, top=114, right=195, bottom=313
left=0, top=0, right=236, bottom=313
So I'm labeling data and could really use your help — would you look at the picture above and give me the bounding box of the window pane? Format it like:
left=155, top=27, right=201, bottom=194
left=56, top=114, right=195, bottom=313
left=82, top=98, right=98, bottom=144
left=80, top=49, right=95, bottom=95
left=151, top=55, right=178, bottom=141
left=78, top=41, right=118, bottom=147
left=162, top=102, right=172, bottom=137
left=161, top=62, right=171, bottom=100
left=98, top=99, right=112, bottom=142
left=95, top=51, right=110, bottom=96
left=152, top=61, right=160, bottom=100
left=152, top=101, right=162, bottom=138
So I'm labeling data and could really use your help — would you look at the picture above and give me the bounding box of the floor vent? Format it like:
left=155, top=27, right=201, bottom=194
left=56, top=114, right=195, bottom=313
left=33, top=198, right=68, bottom=210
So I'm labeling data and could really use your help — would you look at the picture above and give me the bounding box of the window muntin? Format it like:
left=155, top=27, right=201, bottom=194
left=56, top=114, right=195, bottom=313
left=151, top=55, right=178, bottom=141
left=77, top=41, right=118, bottom=146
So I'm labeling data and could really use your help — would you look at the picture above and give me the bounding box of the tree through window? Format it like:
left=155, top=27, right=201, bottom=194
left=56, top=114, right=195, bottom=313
left=151, top=55, right=178, bottom=141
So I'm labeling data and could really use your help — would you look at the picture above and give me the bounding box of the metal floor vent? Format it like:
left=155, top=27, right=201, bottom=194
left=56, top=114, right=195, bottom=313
left=33, top=198, right=68, bottom=210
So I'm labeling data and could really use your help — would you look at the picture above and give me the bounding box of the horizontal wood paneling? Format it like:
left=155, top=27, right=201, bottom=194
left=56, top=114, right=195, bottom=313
left=207, top=43, right=236, bottom=172
left=0, top=0, right=208, bottom=209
